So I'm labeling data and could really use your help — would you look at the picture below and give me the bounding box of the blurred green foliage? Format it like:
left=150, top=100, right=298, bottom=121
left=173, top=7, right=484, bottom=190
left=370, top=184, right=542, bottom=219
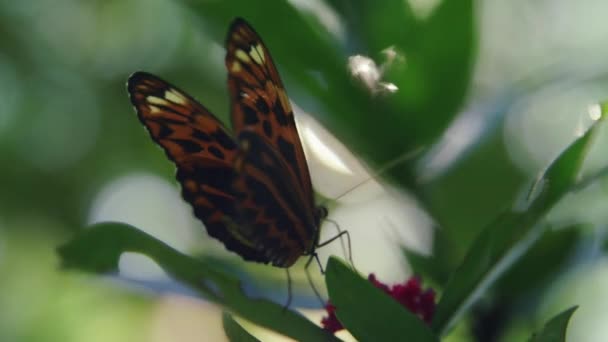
left=2, top=0, right=608, bottom=341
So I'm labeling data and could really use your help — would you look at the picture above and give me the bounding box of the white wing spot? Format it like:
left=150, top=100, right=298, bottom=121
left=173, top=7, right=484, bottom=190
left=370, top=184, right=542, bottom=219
left=149, top=105, right=161, bottom=114
left=250, top=44, right=265, bottom=65
left=146, top=96, right=169, bottom=106
left=231, top=61, right=242, bottom=72
left=165, top=89, right=187, bottom=105
left=235, top=49, right=251, bottom=63
left=255, top=44, right=265, bottom=63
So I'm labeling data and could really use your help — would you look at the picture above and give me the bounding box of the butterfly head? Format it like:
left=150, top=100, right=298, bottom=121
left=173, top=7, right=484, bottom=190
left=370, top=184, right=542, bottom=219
left=315, top=206, right=328, bottom=226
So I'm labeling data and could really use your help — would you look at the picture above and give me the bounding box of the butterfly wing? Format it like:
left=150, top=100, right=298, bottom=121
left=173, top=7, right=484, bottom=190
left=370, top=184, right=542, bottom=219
left=233, top=130, right=318, bottom=267
left=225, top=19, right=319, bottom=266
left=127, top=71, right=270, bottom=264
left=225, top=19, right=316, bottom=215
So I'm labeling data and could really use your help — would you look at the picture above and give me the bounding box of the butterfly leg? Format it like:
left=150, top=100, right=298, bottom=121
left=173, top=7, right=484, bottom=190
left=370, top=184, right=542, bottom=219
left=317, top=228, right=354, bottom=269
left=305, top=254, right=326, bottom=307
left=283, top=268, right=292, bottom=311
left=323, top=218, right=348, bottom=264
left=317, top=219, right=356, bottom=269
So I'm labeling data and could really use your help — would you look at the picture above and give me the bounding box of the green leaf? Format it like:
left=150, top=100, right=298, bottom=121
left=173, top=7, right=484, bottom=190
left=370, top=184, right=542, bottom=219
left=496, top=225, right=582, bottom=300
left=339, top=0, right=420, bottom=56
left=325, top=257, right=438, bottom=342
left=528, top=306, right=578, bottom=342
left=223, top=312, right=260, bottom=342
left=57, top=222, right=339, bottom=342
left=383, top=0, right=476, bottom=147
left=431, top=116, right=602, bottom=336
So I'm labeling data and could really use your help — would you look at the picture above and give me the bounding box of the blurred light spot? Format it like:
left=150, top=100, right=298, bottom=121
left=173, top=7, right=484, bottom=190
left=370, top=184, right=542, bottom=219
left=380, top=46, right=406, bottom=72
left=288, top=0, right=344, bottom=40
left=348, top=54, right=399, bottom=95
left=302, top=126, right=352, bottom=175
left=294, top=105, right=431, bottom=286
left=348, top=55, right=381, bottom=90
left=588, top=103, right=602, bottom=121
left=540, top=258, right=608, bottom=342
left=548, top=182, right=608, bottom=227
left=382, top=46, right=398, bottom=62
left=418, top=105, right=486, bottom=182
left=408, top=0, right=442, bottom=19
left=574, top=114, right=587, bottom=137
left=118, top=252, right=168, bottom=281
left=88, top=173, right=198, bottom=253
left=317, top=187, right=433, bottom=284
left=380, top=82, right=399, bottom=93
left=504, top=84, right=606, bottom=175
left=150, top=296, right=226, bottom=342
left=11, top=0, right=184, bottom=78
left=293, top=105, right=381, bottom=200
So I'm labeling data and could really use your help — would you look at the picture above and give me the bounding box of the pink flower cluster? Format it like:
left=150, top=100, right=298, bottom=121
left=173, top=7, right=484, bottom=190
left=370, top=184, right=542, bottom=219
left=321, top=274, right=436, bottom=333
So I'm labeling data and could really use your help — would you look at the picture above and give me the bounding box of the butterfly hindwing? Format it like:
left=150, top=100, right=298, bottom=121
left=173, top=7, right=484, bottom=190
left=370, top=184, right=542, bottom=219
left=233, top=130, right=317, bottom=267
left=127, top=72, right=269, bottom=263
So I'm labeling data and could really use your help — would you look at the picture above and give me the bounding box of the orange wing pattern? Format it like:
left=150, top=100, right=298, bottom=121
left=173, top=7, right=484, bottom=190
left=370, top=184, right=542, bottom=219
left=127, top=18, right=325, bottom=268
left=225, top=19, right=316, bottom=217
left=127, top=72, right=268, bottom=263
left=233, top=130, right=318, bottom=267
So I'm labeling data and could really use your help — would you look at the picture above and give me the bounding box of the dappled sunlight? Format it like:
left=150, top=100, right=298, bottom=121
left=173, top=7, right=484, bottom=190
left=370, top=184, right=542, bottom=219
left=0, top=220, right=154, bottom=342
left=317, top=188, right=434, bottom=284
left=548, top=182, right=608, bottom=228
left=588, top=103, right=602, bottom=121
left=288, top=0, right=344, bottom=40
left=418, top=103, right=490, bottom=182
left=503, top=85, right=608, bottom=186
left=149, top=296, right=226, bottom=342
left=540, top=258, right=608, bottom=342
left=88, top=173, right=199, bottom=253
left=294, top=103, right=433, bottom=283
left=294, top=109, right=371, bottom=199
left=295, top=104, right=397, bottom=202
left=118, top=252, right=169, bottom=282
left=6, top=0, right=185, bottom=78
left=302, top=122, right=353, bottom=176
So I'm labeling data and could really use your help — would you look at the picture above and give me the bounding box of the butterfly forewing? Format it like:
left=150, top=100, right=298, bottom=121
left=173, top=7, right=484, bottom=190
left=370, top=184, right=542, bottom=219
left=127, top=72, right=269, bottom=263
left=225, top=19, right=316, bottom=216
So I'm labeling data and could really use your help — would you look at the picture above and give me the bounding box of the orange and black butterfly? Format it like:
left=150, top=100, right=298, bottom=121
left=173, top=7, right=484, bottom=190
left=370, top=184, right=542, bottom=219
left=127, top=18, right=344, bottom=279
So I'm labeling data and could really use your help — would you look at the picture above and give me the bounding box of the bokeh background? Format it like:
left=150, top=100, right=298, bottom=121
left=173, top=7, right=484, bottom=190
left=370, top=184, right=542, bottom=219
left=2, top=0, right=608, bottom=341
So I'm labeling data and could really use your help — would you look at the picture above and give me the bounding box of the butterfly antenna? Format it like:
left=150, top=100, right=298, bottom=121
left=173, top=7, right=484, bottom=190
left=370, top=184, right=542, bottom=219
left=325, top=146, right=424, bottom=204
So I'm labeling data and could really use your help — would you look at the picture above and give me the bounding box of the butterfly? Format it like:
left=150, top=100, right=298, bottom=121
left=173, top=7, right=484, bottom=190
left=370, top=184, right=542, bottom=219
left=127, top=18, right=347, bottom=276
